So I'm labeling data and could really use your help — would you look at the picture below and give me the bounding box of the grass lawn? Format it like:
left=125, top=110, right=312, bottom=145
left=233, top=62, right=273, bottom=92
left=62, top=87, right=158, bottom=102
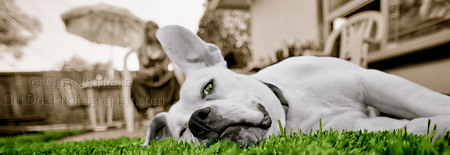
left=1, top=125, right=449, bottom=154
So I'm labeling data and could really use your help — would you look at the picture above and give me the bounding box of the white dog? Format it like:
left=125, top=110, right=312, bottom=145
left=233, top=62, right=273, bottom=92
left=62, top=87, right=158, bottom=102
left=141, top=25, right=450, bottom=147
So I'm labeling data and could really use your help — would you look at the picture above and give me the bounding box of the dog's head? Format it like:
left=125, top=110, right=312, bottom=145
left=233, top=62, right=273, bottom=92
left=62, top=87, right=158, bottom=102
left=146, top=25, right=286, bottom=147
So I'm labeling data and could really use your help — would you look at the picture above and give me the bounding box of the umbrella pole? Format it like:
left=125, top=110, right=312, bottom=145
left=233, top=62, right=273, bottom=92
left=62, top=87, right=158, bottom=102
left=108, top=20, right=117, bottom=80
left=108, top=46, right=115, bottom=80
left=122, top=50, right=135, bottom=133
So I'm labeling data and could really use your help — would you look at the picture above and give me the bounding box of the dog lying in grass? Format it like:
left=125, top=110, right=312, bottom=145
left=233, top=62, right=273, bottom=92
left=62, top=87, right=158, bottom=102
left=141, top=25, right=450, bottom=147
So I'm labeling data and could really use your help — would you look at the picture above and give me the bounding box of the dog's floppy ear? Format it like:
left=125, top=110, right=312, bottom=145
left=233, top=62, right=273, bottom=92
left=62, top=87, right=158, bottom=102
left=156, top=25, right=226, bottom=74
left=141, top=112, right=172, bottom=146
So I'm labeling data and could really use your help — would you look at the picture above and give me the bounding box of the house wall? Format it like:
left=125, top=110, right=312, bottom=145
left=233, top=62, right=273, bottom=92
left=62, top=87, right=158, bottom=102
left=243, top=0, right=450, bottom=94
left=384, top=58, right=450, bottom=94
left=250, top=0, right=321, bottom=67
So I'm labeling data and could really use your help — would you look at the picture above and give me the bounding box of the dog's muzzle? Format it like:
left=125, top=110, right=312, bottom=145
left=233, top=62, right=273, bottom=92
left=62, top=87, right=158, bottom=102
left=188, top=104, right=272, bottom=143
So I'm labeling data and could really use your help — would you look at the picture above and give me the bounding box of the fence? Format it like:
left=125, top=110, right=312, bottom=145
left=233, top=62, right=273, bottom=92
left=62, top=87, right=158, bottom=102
left=0, top=71, right=125, bottom=130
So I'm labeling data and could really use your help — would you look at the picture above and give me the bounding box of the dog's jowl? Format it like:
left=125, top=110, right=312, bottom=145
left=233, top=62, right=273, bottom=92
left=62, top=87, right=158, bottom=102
left=140, top=25, right=450, bottom=147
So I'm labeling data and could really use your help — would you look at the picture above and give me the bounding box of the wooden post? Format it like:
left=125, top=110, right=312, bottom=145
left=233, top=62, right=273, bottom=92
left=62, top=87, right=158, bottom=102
left=11, top=75, right=22, bottom=117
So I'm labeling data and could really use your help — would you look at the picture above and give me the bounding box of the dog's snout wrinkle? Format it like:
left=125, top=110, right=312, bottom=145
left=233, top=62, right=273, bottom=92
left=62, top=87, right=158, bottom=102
left=257, top=104, right=272, bottom=128
left=189, top=118, right=219, bottom=140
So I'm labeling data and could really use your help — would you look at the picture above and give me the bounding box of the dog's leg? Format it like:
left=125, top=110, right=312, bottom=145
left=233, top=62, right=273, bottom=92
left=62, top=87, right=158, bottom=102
left=353, top=115, right=450, bottom=139
left=140, top=113, right=172, bottom=147
left=141, top=126, right=151, bottom=146
left=360, top=69, right=450, bottom=119
left=405, top=116, right=450, bottom=137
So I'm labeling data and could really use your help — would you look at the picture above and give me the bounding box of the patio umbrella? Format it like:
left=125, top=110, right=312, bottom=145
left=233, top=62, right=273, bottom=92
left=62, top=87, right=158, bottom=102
left=61, top=3, right=145, bottom=49
left=61, top=3, right=147, bottom=133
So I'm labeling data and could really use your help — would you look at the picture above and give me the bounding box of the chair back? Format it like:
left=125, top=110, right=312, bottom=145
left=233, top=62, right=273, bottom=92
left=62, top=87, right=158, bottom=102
left=58, top=78, right=88, bottom=108
left=323, top=11, right=385, bottom=67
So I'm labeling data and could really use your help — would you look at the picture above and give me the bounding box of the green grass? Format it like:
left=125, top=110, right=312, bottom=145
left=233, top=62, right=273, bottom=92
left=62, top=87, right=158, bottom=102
left=0, top=130, right=88, bottom=144
left=1, top=127, right=449, bottom=155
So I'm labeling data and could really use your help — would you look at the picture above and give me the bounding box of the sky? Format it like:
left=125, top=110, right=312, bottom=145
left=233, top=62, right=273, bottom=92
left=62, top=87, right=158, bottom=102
left=1, top=0, right=206, bottom=72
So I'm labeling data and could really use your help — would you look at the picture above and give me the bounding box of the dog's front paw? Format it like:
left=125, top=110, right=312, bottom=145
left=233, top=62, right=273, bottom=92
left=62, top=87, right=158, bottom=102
left=140, top=143, right=149, bottom=147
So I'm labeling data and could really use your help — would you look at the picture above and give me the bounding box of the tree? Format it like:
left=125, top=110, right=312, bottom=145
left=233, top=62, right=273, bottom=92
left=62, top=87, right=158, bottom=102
left=59, top=55, right=93, bottom=71
left=59, top=55, right=115, bottom=82
left=59, top=55, right=112, bottom=78
left=0, top=0, right=41, bottom=59
left=197, top=2, right=252, bottom=69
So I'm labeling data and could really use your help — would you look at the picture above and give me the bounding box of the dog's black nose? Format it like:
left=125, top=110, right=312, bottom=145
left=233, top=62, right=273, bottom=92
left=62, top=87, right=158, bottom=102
left=188, top=107, right=221, bottom=140
left=196, top=107, right=211, bottom=120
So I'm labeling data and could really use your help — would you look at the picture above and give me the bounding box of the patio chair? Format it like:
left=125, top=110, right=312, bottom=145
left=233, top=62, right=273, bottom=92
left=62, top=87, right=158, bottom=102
left=305, top=11, right=386, bottom=67
left=58, top=78, right=106, bottom=131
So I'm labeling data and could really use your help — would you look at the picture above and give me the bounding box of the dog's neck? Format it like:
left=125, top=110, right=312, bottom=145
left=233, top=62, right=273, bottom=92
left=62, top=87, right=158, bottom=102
left=261, top=81, right=289, bottom=116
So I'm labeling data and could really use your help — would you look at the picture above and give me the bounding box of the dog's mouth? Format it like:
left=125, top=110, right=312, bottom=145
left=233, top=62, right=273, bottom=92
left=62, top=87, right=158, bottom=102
left=218, top=104, right=271, bottom=143
left=189, top=104, right=272, bottom=147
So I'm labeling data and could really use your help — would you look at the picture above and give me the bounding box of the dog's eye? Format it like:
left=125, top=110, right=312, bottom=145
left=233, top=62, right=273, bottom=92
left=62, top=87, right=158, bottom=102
left=203, top=81, right=214, bottom=95
left=179, top=128, right=186, bottom=137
